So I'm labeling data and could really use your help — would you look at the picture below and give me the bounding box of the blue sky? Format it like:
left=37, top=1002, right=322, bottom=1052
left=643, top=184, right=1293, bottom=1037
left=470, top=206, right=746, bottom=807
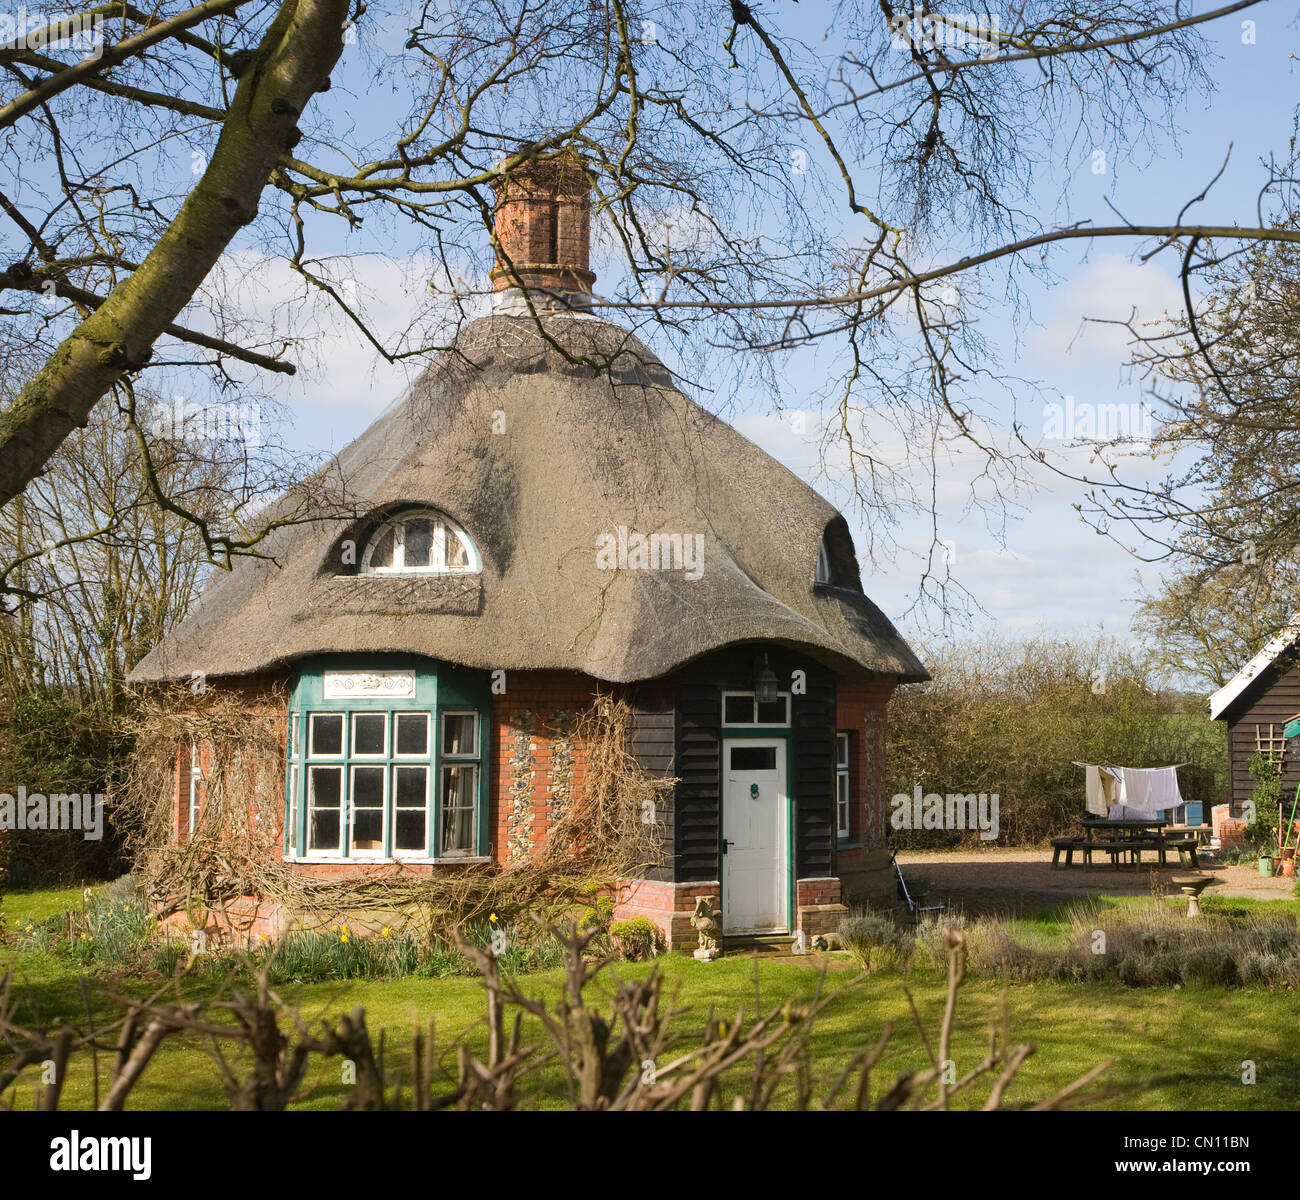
left=231, top=3, right=1296, bottom=674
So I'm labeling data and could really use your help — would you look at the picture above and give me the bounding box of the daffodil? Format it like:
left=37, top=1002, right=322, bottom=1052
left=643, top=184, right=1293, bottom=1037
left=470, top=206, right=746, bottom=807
left=489, top=912, right=498, bottom=923
left=340, top=933, right=350, bottom=944
left=381, top=927, right=392, bottom=938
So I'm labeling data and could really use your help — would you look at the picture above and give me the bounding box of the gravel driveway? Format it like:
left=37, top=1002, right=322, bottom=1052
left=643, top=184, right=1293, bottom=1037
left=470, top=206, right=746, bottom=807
left=894, top=847, right=1296, bottom=912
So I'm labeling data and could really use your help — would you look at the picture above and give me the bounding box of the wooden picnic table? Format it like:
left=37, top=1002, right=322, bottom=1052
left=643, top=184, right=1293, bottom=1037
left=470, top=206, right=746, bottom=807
left=1069, top=818, right=1177, bottom=870
left=1052, top=818, right=1203, bottom=870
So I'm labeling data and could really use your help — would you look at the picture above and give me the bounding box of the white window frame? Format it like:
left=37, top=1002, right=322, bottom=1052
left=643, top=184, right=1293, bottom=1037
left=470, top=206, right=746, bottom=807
left=391, top=763, right=431, bottom=858
left=308, top=712, right=346, bottom=758
left=347, top=762, right=389, bottom=857
left=836, top=731, right=852, bottom=840
left=722, top=690, right=792, bottom=728
left=188, top=739, right=203, bottom=837
left=393, top=711, right=431, bottom=758
left=360, top=510, right=481, bottom=576
left=306, top=764, right=346, bottom=857
left=441, top=710, right=480, bottom=759
left=440, top=762, right=479, bottom=857
left=350, top=711, right=389, bottom=758
left=439, top=711, right=481, bottom=856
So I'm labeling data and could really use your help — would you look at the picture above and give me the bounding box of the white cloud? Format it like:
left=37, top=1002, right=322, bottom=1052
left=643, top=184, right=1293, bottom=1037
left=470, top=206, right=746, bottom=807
left=1022, top=253, right=1186, bottom=374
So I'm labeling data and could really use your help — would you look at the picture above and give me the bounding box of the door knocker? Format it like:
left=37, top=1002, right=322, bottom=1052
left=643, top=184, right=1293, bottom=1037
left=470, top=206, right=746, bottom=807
left=750, top=783, right=760, bottom=800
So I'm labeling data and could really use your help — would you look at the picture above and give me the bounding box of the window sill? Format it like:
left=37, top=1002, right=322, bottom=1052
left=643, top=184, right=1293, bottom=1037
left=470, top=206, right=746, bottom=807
left=285, top=856, right=491, bottom=866
left=837, top=839, right=863, bottom=850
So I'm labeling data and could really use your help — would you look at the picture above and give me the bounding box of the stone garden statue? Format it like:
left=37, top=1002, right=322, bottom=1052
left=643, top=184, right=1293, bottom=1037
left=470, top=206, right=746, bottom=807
left=691, top=895, right=721, bottom=961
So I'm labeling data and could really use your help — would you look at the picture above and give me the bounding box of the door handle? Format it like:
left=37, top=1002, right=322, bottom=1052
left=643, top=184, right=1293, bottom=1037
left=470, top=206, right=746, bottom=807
left=722, top=839, right=733, bottom=855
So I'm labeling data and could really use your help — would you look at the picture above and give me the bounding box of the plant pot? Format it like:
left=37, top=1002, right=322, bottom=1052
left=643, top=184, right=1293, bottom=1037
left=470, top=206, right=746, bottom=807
left=1259, top=857, right=1276, bottom=877
left=1283, top=858, right=1296, bottom=878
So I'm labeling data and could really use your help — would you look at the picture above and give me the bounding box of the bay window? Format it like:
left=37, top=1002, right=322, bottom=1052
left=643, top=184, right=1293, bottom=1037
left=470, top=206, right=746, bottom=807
left=285, top=659, right=488, bottom=861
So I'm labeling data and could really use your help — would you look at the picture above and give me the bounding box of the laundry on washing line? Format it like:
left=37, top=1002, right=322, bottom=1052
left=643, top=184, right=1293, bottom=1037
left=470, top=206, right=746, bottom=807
left=1080, top=764, right=1120, bottom=817
left=1074, top=763, right=1186, bottom=817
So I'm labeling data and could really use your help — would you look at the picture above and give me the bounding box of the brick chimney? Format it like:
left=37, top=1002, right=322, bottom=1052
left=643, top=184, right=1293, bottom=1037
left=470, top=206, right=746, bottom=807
left=490, top=151, right=595, bottom=310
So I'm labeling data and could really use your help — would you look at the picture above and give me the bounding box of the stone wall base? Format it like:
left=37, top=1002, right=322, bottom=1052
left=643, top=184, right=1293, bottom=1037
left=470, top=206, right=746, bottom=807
left=157, top=896, right=288, bottom=946
left=615, top=876, right=864, bottom=951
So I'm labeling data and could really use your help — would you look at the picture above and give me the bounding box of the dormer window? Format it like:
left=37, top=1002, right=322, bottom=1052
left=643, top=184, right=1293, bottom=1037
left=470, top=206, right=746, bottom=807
left=814, top=517, right=864, bottom=592
left=815, top=541, right=832, bottom=586
left=361, top=509, right=480, bottom=575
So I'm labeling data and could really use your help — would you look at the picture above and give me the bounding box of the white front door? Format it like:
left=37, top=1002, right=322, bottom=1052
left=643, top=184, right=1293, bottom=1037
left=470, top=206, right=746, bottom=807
left=722, top=739, right=788, bottom=935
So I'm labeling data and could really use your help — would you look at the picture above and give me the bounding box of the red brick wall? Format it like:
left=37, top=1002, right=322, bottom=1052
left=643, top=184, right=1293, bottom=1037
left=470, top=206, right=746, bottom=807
left=490, top=671, right=600, bottom=861
left=836, top=678, right=899, bottom=906
left=796, top=877, right=841, bottom=907
left=612, top=878, right=722, bottom=950
left=170, top=674, right=289, bottom=845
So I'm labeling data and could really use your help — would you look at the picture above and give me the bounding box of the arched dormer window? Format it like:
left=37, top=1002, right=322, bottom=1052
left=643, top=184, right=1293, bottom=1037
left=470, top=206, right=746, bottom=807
left=361, top=509, right=480, bottom=575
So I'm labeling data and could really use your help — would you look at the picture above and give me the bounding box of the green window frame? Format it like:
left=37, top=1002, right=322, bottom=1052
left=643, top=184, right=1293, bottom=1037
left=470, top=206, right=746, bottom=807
left=284, top=656, right=489, bottom=861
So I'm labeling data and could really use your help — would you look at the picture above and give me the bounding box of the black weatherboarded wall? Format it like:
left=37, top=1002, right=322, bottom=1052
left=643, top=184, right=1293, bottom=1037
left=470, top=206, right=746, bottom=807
left=1221, top=659, right=1300, bottom=809
left=626, top=680, right=676, bottom=882
left=671, top=647, right=837, bottom=885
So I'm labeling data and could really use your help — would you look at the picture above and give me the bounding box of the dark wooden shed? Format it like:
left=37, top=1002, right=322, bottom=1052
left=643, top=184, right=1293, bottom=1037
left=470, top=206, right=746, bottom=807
left=1209, top=623, right=1300, bottom=810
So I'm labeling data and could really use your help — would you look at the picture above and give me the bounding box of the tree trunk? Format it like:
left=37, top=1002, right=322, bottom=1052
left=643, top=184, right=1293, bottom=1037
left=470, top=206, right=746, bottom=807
left=0, top=0, right=350, bottom=508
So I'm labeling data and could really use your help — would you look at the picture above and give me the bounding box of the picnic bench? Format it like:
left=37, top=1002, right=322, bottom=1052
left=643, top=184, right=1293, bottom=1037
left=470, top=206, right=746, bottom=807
left=1050, top=819, right=1201, bottom=870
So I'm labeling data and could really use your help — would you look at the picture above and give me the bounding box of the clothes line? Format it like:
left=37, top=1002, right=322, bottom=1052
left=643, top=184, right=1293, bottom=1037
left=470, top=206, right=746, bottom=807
left=1073, top=763, right=1189, bottom=818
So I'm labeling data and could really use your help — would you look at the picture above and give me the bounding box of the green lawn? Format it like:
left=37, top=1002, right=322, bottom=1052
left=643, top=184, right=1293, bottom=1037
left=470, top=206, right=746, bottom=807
left=3, top=887, right=1298, bottom=1110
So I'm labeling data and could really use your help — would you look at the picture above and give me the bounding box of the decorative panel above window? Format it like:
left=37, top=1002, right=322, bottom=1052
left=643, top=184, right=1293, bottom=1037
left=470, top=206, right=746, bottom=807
left=360, top=509, right=480, bottom=576
left=285, top=656, right=489, bottom=862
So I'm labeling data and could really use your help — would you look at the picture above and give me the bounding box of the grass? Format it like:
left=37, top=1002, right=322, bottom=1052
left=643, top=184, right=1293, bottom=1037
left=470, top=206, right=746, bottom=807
left=3, top=886, right=1299, bottom=1110
left=4, top=885, right=93, bottom=927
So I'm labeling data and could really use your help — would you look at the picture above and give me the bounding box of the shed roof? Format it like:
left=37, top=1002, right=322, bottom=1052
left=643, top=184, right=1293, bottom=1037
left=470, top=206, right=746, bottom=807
left=1208, top=620, right=1300, bottom=720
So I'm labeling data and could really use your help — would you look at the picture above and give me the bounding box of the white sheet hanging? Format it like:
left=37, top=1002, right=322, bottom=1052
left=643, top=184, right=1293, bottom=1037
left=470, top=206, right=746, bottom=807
left=1118, top=766, right=1183, bottom=815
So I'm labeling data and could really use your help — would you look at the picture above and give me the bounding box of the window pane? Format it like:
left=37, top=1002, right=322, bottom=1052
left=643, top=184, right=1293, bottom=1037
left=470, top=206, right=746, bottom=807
left=368, top=525, right=395, bottom=568
left=308, top=766, right=342, bottom=852
left=309, top=713, right=343, bottom=756
left=404, top=518, right=433, bottom=566
left=394, top=766, right=428, bottom=853
left=395, top=713, right=429, bottom=755
left=395, top=765, right=428, bottom=807
left=836, top=732, right=849, bottom=767
left=395, top=809, right=427, bottom=854
left=723, top=694, right=754, bottom=725
left=731, top=746, right=776, bottom=771
left=441, top=765, right=477, bottom=854
left=289, top=713, right=299, bottom=759
left=443, top=713, right=478, bottom=757
left=837, top=772, right=850, bottom=836
left=756, top=696, right=788, bottom=725
left=350, top=766, right=385, bottom=851
left=352, top=712, right=386, bottom=756
left=446, top=529, right=469, bottom=568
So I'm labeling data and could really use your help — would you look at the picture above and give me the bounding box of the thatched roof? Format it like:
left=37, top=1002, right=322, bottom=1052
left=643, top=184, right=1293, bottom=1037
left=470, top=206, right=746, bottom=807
left=129, top=314, right=926, bottom=685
